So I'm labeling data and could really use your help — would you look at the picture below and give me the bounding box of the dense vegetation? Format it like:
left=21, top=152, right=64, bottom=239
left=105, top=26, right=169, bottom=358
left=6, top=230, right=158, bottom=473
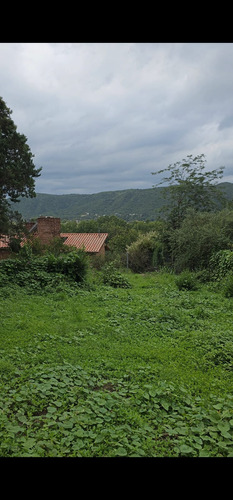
left=60, top=207, right=233, bottom=275
left=0, top=249, right=88, bottom=295
left=0, top=268, right=233, bottom=457
left=1, top=204, right=233, bottom=457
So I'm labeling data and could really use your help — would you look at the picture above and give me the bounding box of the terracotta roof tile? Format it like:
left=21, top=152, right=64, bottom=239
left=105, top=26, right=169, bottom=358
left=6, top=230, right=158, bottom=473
left=0, top=232, right=108, bottom=254
left=60, top=233, right=108, bottom=253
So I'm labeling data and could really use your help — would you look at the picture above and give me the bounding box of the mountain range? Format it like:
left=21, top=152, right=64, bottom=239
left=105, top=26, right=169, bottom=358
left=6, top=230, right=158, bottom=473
left=10, top=182, right=233, bottom=222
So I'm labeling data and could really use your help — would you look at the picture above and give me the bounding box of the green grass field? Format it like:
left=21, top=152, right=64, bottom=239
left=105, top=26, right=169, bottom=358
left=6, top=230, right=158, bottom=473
left=0, top=271, right=233, bottom=457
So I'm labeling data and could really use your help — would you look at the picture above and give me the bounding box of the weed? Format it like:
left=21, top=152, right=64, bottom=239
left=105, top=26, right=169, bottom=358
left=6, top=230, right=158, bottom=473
left=175, top=271, right=198, bottom=291
left=101, top=263, right=131, bottom=288
left=0, top=271, right=233, bottom=457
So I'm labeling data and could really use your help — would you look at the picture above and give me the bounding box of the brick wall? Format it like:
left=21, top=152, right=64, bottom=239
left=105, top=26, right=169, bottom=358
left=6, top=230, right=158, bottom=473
left=0, top=217, right=62, bottom=258
left=37, top=217, right=61, bottom=245
left=25, top=221, right=36, bottom=232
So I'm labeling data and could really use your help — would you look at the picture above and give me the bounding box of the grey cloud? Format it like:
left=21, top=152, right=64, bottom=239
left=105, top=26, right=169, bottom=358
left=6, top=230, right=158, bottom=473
left=1, top=42, right=233, bottom=195
left=219, top=115, right=233, bottom=130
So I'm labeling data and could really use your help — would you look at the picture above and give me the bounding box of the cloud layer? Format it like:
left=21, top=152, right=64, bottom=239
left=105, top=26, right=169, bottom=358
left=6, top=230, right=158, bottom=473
left=1, top=42, right=233, bottom=194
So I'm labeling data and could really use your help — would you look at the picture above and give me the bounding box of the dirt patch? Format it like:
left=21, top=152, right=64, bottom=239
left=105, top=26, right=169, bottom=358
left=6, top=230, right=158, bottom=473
left=93, top=382, right=115, bottom=392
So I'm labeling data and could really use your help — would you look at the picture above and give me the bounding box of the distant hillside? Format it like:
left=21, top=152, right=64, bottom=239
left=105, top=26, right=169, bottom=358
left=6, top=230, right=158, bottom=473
left=10, top=182, right=233, bottom=222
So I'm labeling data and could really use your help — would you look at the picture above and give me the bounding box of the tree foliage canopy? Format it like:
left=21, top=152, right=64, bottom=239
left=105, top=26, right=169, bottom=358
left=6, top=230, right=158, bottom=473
left=168, top=208, right=233, bottom=272
left=0, top=96, right=42, bottom=234
left=152, top=154, right=226, bottom=228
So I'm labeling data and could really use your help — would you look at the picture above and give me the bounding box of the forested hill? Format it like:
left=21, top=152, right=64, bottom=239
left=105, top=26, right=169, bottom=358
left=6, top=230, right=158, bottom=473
left=11, top=182, right=233, bottom=222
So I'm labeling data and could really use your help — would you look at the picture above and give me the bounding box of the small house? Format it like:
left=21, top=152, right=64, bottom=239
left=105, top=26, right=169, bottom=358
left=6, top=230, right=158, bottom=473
left=0, top=216, right=108, bottom=259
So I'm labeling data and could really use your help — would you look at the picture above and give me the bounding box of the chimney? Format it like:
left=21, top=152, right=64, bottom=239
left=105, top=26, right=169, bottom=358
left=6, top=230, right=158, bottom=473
left=25, top=221, right=37, bottom=232
left=37, top=216, right=61, bottom=245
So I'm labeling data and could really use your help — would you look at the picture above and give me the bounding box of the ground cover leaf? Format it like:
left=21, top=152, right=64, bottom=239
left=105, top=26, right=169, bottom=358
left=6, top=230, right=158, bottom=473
left=0, top=271, right=233, bottom=456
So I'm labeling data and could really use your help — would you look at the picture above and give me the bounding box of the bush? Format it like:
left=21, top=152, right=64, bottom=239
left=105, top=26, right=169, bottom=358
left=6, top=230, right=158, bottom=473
left=101, top=263, right=131, bottom=288
left=127, top=232, right=159, bottom=273
left=46, top=250, right=88, bottom=283
left=169, top=209, right=232, bottom=273
left=89, top=254, right=106, bottom=270
left=0, top=249, right=88, bottom=292
left=194, top=269, right=212, bottom=283
left=175, top=271, right=198, bottom=291
left=209, top=250, right=233, bottom=281
left=223, top=274, right=233, bottom=297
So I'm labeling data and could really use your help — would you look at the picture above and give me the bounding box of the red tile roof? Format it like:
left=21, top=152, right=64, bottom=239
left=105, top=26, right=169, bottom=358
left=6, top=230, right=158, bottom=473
left=61, top=233, right=108, bottom=253
left=0, top=232, right=108, bottom=254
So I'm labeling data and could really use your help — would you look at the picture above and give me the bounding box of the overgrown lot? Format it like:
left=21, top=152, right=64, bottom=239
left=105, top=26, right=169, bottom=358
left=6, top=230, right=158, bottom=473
left=0, top=271, right=233, bottom=457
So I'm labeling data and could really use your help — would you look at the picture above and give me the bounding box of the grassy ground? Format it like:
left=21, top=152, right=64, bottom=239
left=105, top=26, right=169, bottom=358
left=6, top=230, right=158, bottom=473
left=0, top=271, right=233, bottom=457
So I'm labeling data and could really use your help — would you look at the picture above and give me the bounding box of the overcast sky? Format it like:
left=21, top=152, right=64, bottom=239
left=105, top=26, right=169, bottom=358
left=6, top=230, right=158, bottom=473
left=1, top=42, right=233, bottom=195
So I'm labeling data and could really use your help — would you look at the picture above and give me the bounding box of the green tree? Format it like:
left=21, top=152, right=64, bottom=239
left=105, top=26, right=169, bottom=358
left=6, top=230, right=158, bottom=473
left=169, top=208, right=233, bottom=272
left=107, top=228, right=138, bottom=253
left=61, top=220, right=80, bottom=232
left=152, top=154, right=226, bottom=228
left=0, top=96, right=42, bottom=235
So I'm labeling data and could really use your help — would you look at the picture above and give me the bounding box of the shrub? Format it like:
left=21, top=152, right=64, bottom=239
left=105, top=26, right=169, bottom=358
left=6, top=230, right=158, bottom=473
left=209, top=250, right=233, bottom=281
left=0, top=249, right=88, bottom=292
left=127, top=232, right=159, bottom=273
left=101, top=263, right=131, bottom=288
left=175, top=271, right=198, bottom=291
left=89, top=254, right=106, bottom=270
left=46, top=250, right=88, bottom=283
left=194, top=269, right=212, bottom=283
left=169, top=209, right=231, bottom=273
left=223, top=274, right=233, bottom=297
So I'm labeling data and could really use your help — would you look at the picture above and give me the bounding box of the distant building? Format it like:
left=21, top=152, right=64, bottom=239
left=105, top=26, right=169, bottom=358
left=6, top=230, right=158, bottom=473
left=0, top=216, right=108, bottom=259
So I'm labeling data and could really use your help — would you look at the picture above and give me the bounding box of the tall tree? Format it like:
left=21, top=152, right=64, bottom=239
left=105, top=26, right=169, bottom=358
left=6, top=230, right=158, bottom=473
left=152, top=154, right=226, bottom=228
left=0, top=96, right=42, bottom=235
